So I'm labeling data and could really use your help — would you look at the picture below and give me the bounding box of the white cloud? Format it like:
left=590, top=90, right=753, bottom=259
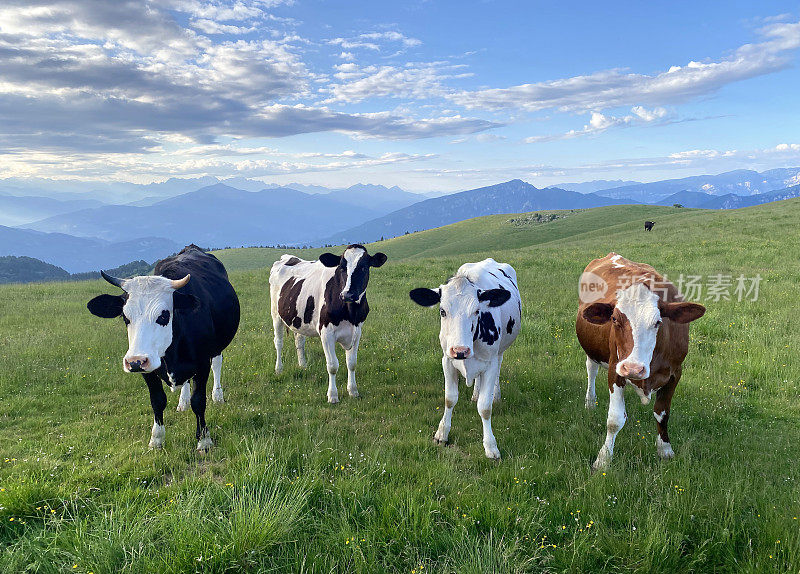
left=322, top=62, right=471, bottom=104
left=328, top=30, right=421, bottom=52
left=452, top=20, right=800, bottom=113
left=525, top=106, right=669, bottom=142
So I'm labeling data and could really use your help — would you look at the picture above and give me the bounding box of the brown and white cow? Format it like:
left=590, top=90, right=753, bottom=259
left=576, top=253, right=705, bottom=470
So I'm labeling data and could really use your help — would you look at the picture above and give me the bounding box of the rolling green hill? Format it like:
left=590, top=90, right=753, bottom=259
left=2, top=201, right=799, bottom=573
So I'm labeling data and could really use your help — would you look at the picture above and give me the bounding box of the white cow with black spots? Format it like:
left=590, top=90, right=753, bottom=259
left=410, top=258, right=521, bottom=460
left=269, top=244, right=387, bottom=403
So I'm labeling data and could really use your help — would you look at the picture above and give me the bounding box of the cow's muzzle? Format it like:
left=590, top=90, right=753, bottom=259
left=124, top=356, right=151, bottom=373
left=617, top=362, right=648, bottom=380
left=448, top=346, right=472, bottom=360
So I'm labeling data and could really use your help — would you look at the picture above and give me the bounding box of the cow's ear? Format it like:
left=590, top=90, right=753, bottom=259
left=659, top=301, right=705, bottom=324
left=409, top=288, right=440, bottom=307
left=87, top=294, right=125, bottom=318
left=370, top=252, right=387, bottom=268
left=583, top=302, right=614, bottom=324
left=477, top=288, right=511, bottom=308
left=173, top=292, right=200, bottom=311
left=319, top=253, right=341, bottom=267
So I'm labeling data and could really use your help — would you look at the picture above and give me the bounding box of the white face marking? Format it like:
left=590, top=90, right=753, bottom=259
left=121, top=276, right=176, bottom=373
left=615, top=283, right=661, bottom=380
left=438, top=276, right=481, bottom=358
left=342, top=248, right=367, bottom=303
left=610, top=254, right=625, bottom=268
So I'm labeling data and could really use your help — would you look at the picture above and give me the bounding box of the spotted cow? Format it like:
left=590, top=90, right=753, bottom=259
left=410, top=258, right=521, bottom=460
left=269, top=245, right=387, bottom=403
left=87, top=245, right=240, bottom=452
left=576, top=252, right=705, bottom=469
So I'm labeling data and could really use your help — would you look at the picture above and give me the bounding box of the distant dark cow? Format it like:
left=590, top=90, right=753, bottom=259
left=576, top=253, right=705, bottom=469
left=644, top=221, right=655, bottom=231
left=269, top=245, right=387, bottom=403
left=87, top=245, right=240, bottom=452
left=410, top=258, right=521, bottom=460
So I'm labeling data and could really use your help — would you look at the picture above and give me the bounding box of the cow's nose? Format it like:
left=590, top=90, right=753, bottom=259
left=125, top=356, right=150, bottom=373
left=619, top=362, right=647, bottom=380
left=449, top=346, right=471, bottom=360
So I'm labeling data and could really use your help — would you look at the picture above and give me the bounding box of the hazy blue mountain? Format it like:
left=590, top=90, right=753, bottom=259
left=548, top=180, right=641, bottom=193
left=654, top=184, right=800, bottom=209
left=0, top=194, right=104, bottom=226
left=597, top=168, right=800, bottom=202
left=325, top=184, right=424, bottom=212
left=0, top=226, right=180, bottom=273
left=22, top=184, right=387, bottom=247
left=655, top=191, right=720, bottom=208
left=323, top=179, right=638, bottom=244
left=700, top=184, right=800, bottom=209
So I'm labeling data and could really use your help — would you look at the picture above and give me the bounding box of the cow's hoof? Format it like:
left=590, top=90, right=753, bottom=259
left=196, top=437, right=213, bottom=454
left=656, top=437, right=675, bottom=459
left=349, top=391, right=360, bottom=399
left=328, top=396, right=339, bottom=404
left=212, top=391, right=224, bottom=404
left=148, top=440, right=164, bottom=450
left=585, top=396, right=597, bottom=410
left=484, top=444, right=501, bottom=460
left=433, top=433, right=448, bottom=446
left=176, top=403, right=190, bottom=412
left=591, top=458, right=610, bottom=472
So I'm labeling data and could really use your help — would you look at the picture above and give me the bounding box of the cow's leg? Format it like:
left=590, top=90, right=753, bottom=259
left=211, top=354, right=224, bottom=404
left=144, top=373, right=167, bottom=449
left=493, top=353, right=503, bottom=404
left=593, top=374, right=626, bottom=470
left=477, top=361, right=501, bottom=460
left=585, top=356, right=599, bottom=410
left=272, top=312, right=285, bottom=374
left=320, top=328, right=339, bottom=404
left=433, top=356, right=459, bottom=445
left=470, top=378, right=480, bottom=402
left=176, top=381, right=191, bottom=411
left=654, top=372, right=679, bottom=460
left=294, top=333, right=307, bottom=368
left=191, top=362, right=213, bottom=453
left=344, top=328, right=361, bottom=398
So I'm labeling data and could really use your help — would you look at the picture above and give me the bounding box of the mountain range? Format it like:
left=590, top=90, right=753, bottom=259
left=20, top=183, right=423, bottom=247
left=0, top=225, right=180, bottom=273
left=324, top=179, right=636, bottom=245
left=3, top=167, right=800, bottom=275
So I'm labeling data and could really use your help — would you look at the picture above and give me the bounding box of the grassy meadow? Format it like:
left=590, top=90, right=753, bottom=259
left=1, top=201, right=799, bottom=572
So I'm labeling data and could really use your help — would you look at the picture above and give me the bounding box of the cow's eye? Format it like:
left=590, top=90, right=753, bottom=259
left=122, top=314, right=130, bottom=326
left=654, top=319, right=662, bottom=328
left=156, top=310, right=170, bottom=326
left=474, top=310, right=479, bottom=316
left=611, top=316, right=617, bottom=323
left=440, top=309, right=446, bottom=318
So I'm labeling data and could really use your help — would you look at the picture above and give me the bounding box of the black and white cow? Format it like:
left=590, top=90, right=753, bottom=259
left=410, top=258, right=521, bottom=460
left=87, top=245, right=240, bottom=452
left=269, top=245, right=387, bottom=403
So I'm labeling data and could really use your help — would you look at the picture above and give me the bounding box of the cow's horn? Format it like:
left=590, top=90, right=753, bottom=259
left=101, top=270, right=126, bottom=289
left=171, top=274, right=191, bottom=289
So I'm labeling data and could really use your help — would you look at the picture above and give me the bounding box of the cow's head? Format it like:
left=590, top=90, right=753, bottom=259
left=87, top=271, right=197, bottom=373
left=319, top=244, right=387, bottom=303
left=582, top=282, right=705, bottom=380
left=410, top=275, right=510, bottom=360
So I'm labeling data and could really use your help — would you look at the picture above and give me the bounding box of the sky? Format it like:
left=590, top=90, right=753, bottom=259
left=1, top=0, right=800, bottom=192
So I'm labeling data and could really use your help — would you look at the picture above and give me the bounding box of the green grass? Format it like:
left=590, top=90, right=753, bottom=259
left=1, top=201, right=799, bottom=572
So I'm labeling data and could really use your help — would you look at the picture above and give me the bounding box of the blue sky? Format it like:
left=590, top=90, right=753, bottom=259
left=1, top=0, right=799, bottom=192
